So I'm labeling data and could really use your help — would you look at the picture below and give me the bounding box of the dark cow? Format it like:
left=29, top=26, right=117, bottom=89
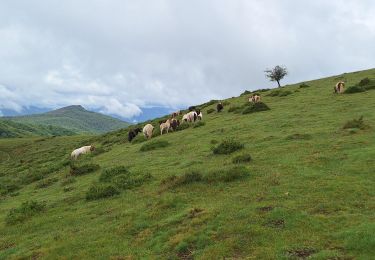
left=217, top=102, right=224, bottom=112
left=170, top=118, right=180, bottom=131
left=128, top=128, right=142, bottom=142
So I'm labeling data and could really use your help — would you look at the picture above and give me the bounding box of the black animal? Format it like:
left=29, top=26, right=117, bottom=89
left=128, top=128, right=142, bottom=142
left=170, top=119, right=180, bottom=131
left=189, top=106, right=196, bottom=111
left=158, top=119, right=167, bottom=125
left=217, top=103, right=224, bottom=112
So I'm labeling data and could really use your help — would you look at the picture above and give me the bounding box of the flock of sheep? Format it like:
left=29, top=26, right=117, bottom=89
left=71, top=81, right=343, bottom=160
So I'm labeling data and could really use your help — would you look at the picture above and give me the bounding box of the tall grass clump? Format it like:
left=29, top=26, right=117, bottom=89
left=161, top=171, right=203, bottom=189
left=193, top=121, right=205, bottom=128
left=70, top=163, right=100, bottom=176
left=267, top=89, right=292, bottom=97
left=6, top=200, right=46, bottom=225
left=212, top=139, right=244, bottom=155
left=206, top=108, right=215, bottom=114
left=204, top=166, right=249, bottom=182
left=299, top=83, right=310, bottom=88
left=232, top=154, right=252, bottom=164
left=343, top=116, right=369, bottom=130
left=99, top=166, right=129, bottom=182
left=85, top=183, right=120, bottom=201
left=242, top=102, right=270, bottom=114
left=140, top=140, right=170, bottom=152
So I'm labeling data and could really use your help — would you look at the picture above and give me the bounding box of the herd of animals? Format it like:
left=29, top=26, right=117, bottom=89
left=71, top=81, right=346, bottom=159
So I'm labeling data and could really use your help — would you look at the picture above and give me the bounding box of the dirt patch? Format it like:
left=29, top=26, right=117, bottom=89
left=257, top=206, right=274, bottom=212
left=286, top=248, right=316, bottom=259
left=266, top=219, right=285, bottom=228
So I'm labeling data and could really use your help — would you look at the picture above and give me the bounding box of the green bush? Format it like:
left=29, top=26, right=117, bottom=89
left=299, top=83, right=310, bottom=88
left=228, top=105, right=243, bottom=113
left=91, top=146, right=106, bottom=156
left=70, top=163, right=100, bottom=176
left=61, top=176, right=76, bottom=186
left=204, top=166, right=249, bottom=182
left=242, top=102, right=270, bottom=114
left=21, top=171, right=44, bottom=185
left=176, top=123, right=190, bottom=131
left=345, top=85, right=366, bottom=94
left=343, top=116, right=368, bottom=130
left=0, top=181, right=21, bottom=196
left=140, top=140, right=170, bottom=152
left=131, top=134, right=146, bottom=144
left=240, top=90, right=251, bottom=96
left=193, top=121, right=205, bottom=128
left=358, top=77, right=370, bottom=86
left=212, top=139, right=244, bottom=155
left=99, top=166, right=129, bottom=182
left=232, top=154, right=252, bottom=164
left=6, top=200, right=46, bottom=225
left=207, top=108, right=215, bottom=114
left=161, top=171, right=203, bottom=189
left=86, top=183, right=120, bottom=201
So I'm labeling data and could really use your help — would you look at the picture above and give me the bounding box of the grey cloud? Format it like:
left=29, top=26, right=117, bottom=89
left=0, top=0, right=374, bottom=118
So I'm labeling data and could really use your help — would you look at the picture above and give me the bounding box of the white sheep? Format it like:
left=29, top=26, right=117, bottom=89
left=182, top=111, right=197, bottom=123
left=334, top=81, right=345, bottom=93
left=71, top=145, right=95, bottom=160
left=249, top=95, right=261, bottom=103
left=143, top=124, right=154, bottom=139
left=160, top=119, right=171, bottom=135
left=197, top=111, right=203, bottom=120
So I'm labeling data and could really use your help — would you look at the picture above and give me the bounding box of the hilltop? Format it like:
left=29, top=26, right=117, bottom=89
left=0, top=69, right=374, bottom=259
left=2, top=105, right=130, bottom=134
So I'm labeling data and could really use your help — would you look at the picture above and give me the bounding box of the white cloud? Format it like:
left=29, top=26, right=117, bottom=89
left=0, top=0, right=375, bottom=119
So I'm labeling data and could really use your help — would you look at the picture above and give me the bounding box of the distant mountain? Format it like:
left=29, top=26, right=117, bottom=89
left=0, top=120, right=76, bottom=138
left=2, top=105, right=130, bottom=134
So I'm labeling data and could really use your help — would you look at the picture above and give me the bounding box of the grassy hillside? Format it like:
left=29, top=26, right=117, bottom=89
left=5, top=105, right=130, bottom=134
left=0, top=120, right=76, bottom=138
left=0, top=69, right=374, bottom=259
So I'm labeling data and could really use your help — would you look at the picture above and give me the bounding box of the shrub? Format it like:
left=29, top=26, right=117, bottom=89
left=21, top=171, right=44, bottom=185
left=299, top=83, right=310, bottom=88
left=70, top=163, right=100, bottom=176
left=240, top=90, right=251, bottom=96
left=343, top=116, right=368, bottom=130
left=99, top=166, right=129, bottom=182
left=242, top=102, right=270, bottom=114
left=92, top=146, right=106, bottom=156
left=358, top=77, right=370, bottom=86
left=131, top=134, right=146, bottom=144
left=286, top=133, right=312, bottom=140
left=161, top=171, right=203, bottom=189
left=35, top=177, right=58, bottom=189
left=206, top=108, right=215, bottom=114
left=212, top=139, right=244, bottom=155
left=6, top=200, right=46, bottom=225
left=345, top=85, right=366, bottom=94
left=176, top=123, right=190, bottom=131
left=222, top=101, right=231, bottom=106
left=232, top=154, right=252, bottom=164
left=61, top=176, right=76, bottom=186
left=193, top=121, right=205, bottom=128
left=140, top=140, right=170, bottom=152
left=0, top=181, right=21, bottom=196
left=86, top=183, right=120, bottom=200
left=204, top=166, right=249, bottom=182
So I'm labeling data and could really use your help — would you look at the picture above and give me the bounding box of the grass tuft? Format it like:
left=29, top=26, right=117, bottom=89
left=70, top=163, right=100, bottom=176
left=232, top=153, right=252, bottom=164
left=212, top=139, right=244, bottom=154
left=6, top=200, right=46, bottom=225
left=204, top=166, right=249, bottom=182
left=206, top=108, right=215, bottom=114
left=242, top=102, right=270, bottom=114
left=343, top=116, right=369, bottom=130
left=85, top=183, right=120, bottom=201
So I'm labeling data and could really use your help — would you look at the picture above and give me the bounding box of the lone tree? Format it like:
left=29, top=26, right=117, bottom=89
left=265, top=65, right=288, bottom=88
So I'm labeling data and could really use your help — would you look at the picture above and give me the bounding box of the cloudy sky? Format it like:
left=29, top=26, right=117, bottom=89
left=0, top=0, right=374, bottom=120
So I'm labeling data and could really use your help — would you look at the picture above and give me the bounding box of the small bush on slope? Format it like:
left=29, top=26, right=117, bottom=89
left=193, top=121, right=205, bottom=128
left=242, top=102, right=270, bottom=114
left=212, top=139, right=244, bottom=154
left=70, top=163, right=100, bottom=176
left=299, top=83, right=310, bottom=88
left=6, top=200, right=46, bottom=225
left=343, top=116, right=369, bottom=130
left=206, top=108, right=215, bottom=114
left=140, top=140, right=170, bottom=152
left=85, top=183, right=120, bottom=201
left=266, top=89, right=293, bottom=97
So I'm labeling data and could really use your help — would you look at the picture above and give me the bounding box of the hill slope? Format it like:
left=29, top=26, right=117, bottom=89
left=0, top=120, right=76, bottom=138
left=4, top=105, right=130, bottom=134
left=0, top=69, right=374, bottom=259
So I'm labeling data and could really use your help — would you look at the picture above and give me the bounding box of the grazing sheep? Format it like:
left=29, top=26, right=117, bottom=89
left=334, top=81, right=345, bottom=93
left=143, top=124, right=154, bottom=139
left=182, top=111, right=198, bottom=123
left=71, top=145, right=95, bottom=160
left=160, top=119, right=171, bottom=135
left=128, top=128, right=142, bottom=142
left=170, top=118, right=180, bottom=131
left=217, top=102, right=224, bottom=112
left=158, top=119, right=167, bottom=125
left=249, top=95, right=261, bottom=103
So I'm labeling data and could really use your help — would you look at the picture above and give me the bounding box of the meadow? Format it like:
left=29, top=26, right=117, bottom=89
left=0, top=69, right=374, bottom=259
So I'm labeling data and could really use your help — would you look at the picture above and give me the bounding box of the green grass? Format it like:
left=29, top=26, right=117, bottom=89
left=0, top=68, right=374, bottom=259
